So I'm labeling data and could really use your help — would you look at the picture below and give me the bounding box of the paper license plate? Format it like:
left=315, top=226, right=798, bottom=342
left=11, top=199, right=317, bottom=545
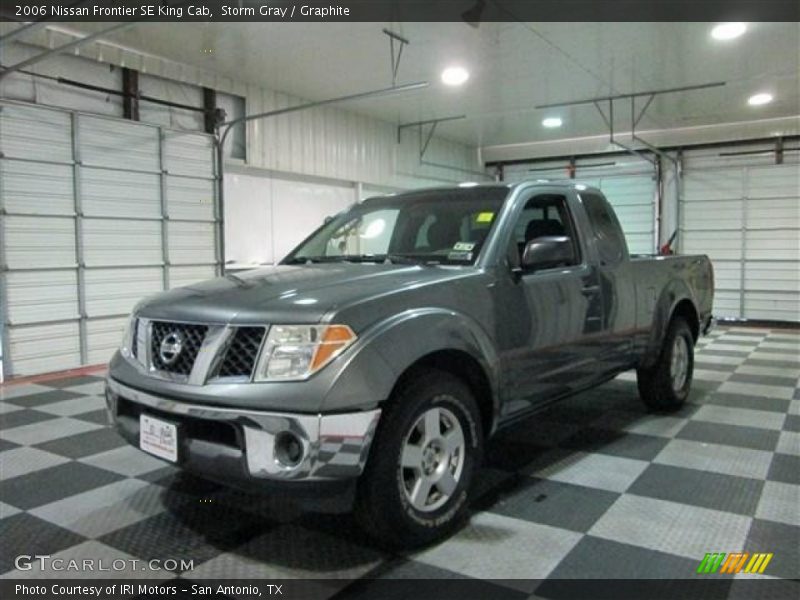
left=139, top=413, right=178, bottom=462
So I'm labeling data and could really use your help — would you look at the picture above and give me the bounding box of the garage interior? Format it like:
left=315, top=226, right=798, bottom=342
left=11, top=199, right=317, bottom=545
left=0, top=18, right=798, bottom=594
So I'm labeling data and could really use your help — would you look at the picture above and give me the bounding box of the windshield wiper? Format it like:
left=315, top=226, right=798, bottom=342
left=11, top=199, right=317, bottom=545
left=382, top=254, right=436, bottom=266
left=286, top=254, right=434, bottom=265
left=285, top=255, right=389, bottom=264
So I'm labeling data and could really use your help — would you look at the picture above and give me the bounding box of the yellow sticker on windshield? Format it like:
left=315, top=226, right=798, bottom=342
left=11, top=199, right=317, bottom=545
left=476, top=212, right=495, bottom=223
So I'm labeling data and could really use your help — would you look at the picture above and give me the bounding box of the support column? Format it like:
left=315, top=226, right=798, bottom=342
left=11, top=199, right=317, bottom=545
left=71, top=113, right=88, bottom=364
left=122, top=67, right=140, bottom=121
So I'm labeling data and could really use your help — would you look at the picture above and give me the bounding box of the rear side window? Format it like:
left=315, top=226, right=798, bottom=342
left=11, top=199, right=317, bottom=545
left=580, top=193, right=627, bottom=265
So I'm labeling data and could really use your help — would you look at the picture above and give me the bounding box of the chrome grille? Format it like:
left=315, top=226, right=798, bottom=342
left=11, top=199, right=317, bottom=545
left=217, top=327, right=266, bottom=378
left=150, top=321, right=208, bottom=376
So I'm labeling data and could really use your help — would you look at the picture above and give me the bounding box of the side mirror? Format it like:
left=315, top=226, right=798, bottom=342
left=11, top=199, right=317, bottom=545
left=521, top=236, right=575, bottom=271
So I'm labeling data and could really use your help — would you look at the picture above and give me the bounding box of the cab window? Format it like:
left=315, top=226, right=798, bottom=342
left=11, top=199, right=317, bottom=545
left=579, top=193, right=627, bottom=265
left=508, top=194, right=581, bottom=267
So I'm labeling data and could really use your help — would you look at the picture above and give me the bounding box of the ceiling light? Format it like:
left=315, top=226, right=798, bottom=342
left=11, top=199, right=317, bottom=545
left=542, top=117, right=563, bottom=128
left=748, top=93, right=773, bottom=106
left=459, top=182, right=479, bottom=187
left=441, top=66, right=469, bottom=86
left=711, top=23, right=747, bottom=41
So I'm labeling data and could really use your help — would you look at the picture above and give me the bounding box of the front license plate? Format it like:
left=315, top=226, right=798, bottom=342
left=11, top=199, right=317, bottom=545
left=139, top=413, right=178, bottom=462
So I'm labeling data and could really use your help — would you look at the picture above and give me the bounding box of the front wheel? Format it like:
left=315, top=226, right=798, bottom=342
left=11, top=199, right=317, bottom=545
left=354, top=368, right=483, bottom=549
left=637, top=317, right=694, bottom=412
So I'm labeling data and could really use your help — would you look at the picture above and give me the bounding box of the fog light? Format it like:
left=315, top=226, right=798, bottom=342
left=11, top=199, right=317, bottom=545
left=274, top=431, right=304, bottom=467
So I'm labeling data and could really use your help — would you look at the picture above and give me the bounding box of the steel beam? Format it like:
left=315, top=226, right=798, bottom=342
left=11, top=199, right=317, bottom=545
left=535, top=82, right=726, bottom=109
left=219, top=81, right=429, bottom=131
left=397, top=114, right=466, bottom=143
left=0, top=21, right=50, bottom=47
left=383, top=28, right=409, bottom=86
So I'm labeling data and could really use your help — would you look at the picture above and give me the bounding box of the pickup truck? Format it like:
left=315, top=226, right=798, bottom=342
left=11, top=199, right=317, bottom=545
left=106, top=181, right=714, bottom=547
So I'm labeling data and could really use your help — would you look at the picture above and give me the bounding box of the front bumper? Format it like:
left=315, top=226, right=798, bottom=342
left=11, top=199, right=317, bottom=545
left=105, top=378, right=381, bottom=485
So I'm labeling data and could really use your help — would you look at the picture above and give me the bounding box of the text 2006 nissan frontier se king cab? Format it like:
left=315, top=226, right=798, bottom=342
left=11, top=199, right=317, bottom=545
left=106, top=181, right=714, bottom=547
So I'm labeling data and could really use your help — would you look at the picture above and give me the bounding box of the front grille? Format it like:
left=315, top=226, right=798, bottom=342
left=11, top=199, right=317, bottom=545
left=150, top=321, right=208, bottom=375
left=217, top=327, right=266, bottom=378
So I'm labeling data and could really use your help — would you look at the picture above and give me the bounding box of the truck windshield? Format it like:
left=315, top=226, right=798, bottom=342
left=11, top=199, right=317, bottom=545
left=284, top=187, right=510, bottom=266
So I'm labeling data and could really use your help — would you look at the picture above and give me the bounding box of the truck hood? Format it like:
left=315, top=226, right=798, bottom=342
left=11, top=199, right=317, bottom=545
left=136, top=263, right=475, bottom=326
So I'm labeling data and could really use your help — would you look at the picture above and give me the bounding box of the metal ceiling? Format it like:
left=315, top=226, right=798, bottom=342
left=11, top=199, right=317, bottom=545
left=1, top=21, right=798, bottom=148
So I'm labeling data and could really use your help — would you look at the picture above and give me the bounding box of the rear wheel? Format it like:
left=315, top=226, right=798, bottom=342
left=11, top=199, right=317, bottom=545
left=354, top=368, right=483, bottom=549
left=637, top=317, right=694, bottom=411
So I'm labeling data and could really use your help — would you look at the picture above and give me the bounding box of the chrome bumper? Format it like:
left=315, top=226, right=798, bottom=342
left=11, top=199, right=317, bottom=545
left=106, top=378, right=381, bottom=482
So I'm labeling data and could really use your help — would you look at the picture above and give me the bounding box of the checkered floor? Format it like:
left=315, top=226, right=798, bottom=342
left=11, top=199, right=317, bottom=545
left=1, top=326, right=798, bottom=596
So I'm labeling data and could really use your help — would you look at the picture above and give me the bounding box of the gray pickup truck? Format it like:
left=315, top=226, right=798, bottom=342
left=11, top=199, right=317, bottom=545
left=106, top=181, right=713, bottom=546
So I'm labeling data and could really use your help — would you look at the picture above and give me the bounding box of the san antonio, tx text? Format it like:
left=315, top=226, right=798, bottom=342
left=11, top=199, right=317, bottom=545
left=15, top=584, right=282, bottom=596
left=35, top=3, right=350, bottom=18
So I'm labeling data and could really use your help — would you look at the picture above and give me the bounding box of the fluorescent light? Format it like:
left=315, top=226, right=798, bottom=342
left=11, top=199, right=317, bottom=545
left=441, top=66, right=469, bottom=86
left=711, top=22, right=747, bottom=41
left=542, top=117, right=562, bottom=128
left=458, top=181, right=479, bottom=187
left=748, top=93, right=773, bottom=106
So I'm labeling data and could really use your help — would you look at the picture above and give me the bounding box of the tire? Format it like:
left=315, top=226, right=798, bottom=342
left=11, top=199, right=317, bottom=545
left=637, top=317, right=694, bottom=412
left=355, top=368, right=483, bottom=549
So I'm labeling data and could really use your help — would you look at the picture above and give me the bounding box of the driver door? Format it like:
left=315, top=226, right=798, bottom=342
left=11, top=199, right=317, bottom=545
left=493, top=190, right=607, bottom=418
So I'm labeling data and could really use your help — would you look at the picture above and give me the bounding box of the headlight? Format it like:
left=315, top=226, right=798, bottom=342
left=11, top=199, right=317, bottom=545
left=255, top=324, right=356, bottom=381
left=120, top=315, right=137, bottom=358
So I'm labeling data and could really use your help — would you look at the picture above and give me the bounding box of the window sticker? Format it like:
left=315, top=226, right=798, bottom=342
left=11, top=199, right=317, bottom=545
left=475, top=212, right=495, bottom=223
left=453, top=241, right=475, bottom=252
left=447, top=251, right=473, bottom=262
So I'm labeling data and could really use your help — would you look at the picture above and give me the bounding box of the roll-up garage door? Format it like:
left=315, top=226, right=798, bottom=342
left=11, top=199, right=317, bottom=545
left=0, top=101, right=220, bottom=377
left=680, top=143, right=799, bottom=322
left=502, top=156, right=657, bottom=255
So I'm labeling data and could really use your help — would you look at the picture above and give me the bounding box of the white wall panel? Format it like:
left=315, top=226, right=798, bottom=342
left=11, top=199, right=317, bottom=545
left=1, top=101, right=220, bottom=378
left=0, top=160, right=74, bottom=215
left=82, top=219, right=163, bottom=267
left=164, top=131, right=214, bottom=177
left=84, top=267, right=164, bottom=318
left=0, top=42, right=123, bottom=117
left=139, top=74, right=204, bottom=131
left=7, top=322, right=82, bottom=376
left=681, top=143, right=799, bottom=322
left=166, top=176, right=215, bottom=221
left=0, top=103, right=72, bottom=162
left=80, top=168, right=161, bottom=218
left=168, top=221, right=216, bottom=264
left=681, top=199, right=743, bottom=231
left=5, top=270, right=79, bottom=325
left=744, top=292, right=800, bottom=323
left=4, top=215, right=76, bottom=269
left=244, top=86, right=481, bottom=189
left=224, top=171, right=273, bottom=266
left=170, top=265, right=218, bottom=288
left=270, top=177, right=354, bottom=261
left=681, top=230, right=742, bottom=261
left=503, top=159, right=570, bottom=182
left=86, top=317, right=127, bottom=366
left=78, top=116, right=160, bottom=172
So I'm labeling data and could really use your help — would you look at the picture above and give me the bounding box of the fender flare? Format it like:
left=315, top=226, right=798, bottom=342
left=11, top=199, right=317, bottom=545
left=323, top=308, right=500, bottom=425
left=641, top=279, right=699, bottom=368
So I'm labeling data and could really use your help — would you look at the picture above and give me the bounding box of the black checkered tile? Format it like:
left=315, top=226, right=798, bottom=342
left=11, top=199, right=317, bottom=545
left=1, top=328, right=798, bottom=590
